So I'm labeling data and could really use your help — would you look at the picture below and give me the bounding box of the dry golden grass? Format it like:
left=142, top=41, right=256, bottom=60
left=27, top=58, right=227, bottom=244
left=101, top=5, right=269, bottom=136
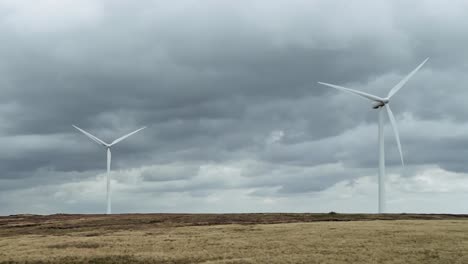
left=1, top=214, right=468, bottom=263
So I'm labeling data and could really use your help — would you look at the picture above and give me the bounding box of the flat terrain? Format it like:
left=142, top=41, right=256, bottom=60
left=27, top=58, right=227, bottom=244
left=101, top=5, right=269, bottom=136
left=1, top=213, right=468, bottom=263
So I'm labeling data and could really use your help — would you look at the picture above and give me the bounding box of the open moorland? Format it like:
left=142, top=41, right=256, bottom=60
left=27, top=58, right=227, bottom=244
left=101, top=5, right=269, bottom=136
left=1, top=213, right=468, bottom=263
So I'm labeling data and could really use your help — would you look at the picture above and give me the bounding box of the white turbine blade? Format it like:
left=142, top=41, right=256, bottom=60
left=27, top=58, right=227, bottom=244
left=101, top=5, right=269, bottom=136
left=110, top=126, right=146, bottom=146
left=318, top=82, right=383, bottom=102
left=387, top=58, right=429, bottom=98
left=385, top=105, right=404, bottom=166
left=72, top=125, right=108, bottom=146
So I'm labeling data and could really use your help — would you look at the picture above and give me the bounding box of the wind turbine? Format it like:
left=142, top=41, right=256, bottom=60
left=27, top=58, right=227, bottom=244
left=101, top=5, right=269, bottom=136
left=318, top=58, right=429, bottom=213
left=73, top=125, right=146, bottom=214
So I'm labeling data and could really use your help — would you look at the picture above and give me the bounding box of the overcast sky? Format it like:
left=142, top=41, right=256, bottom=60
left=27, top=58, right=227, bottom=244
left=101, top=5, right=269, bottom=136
left=1, top=0, right=468, bottom=215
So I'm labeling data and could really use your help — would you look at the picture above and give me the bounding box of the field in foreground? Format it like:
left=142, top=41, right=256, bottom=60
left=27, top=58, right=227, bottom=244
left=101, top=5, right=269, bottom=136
left=1, top=213, right=468, bottom=263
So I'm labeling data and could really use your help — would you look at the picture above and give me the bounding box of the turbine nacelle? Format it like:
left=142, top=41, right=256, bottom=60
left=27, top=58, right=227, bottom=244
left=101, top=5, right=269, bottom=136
left=372, top=99, right=389, bottom=109
left=372, top=102, right=385, bottom=109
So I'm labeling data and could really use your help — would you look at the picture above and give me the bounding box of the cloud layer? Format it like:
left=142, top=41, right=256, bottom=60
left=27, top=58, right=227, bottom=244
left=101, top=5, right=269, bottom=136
left=1, top=0, right=468, bottom=214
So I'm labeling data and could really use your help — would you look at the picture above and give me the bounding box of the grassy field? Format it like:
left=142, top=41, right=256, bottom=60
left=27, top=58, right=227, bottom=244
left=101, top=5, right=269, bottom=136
left=1, top=213, right=468, bottom=263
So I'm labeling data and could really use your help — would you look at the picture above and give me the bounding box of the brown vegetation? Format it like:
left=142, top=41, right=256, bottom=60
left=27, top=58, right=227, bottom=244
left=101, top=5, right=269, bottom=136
left=1, top=213, right=468, bottom=263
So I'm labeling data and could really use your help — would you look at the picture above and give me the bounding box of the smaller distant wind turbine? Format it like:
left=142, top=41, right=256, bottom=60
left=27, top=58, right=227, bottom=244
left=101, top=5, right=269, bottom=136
left=73, top=125, right=146, bottom=214
left=318, top=58, right=429, bottom=213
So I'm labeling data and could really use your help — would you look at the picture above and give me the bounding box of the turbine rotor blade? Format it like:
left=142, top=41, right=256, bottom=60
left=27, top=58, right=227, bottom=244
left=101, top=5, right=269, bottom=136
left=72, top=125, right=108, bottom=146
left=387, top=58, right=429, bottom=98
left=318, top=82, right=383, bottom=102
left=385, top=105, right=404, bottom=166
left=110, top=126, right=146, bottom=146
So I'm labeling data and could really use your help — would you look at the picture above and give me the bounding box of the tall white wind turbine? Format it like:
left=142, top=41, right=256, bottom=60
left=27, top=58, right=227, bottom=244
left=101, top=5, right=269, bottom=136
left=318, top=58, right=429, bottom=213
left=73, top=125, right=146, bottom=214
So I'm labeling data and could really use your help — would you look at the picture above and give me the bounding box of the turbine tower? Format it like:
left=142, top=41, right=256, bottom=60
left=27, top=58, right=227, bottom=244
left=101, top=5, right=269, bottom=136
left=73, top=125, right=146, bottom=214
left=318, top=58, right=429, bottom=213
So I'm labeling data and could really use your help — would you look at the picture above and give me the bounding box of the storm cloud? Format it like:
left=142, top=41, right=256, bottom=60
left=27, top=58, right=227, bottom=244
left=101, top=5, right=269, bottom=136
left=1, top=0, right=468, bottom=214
